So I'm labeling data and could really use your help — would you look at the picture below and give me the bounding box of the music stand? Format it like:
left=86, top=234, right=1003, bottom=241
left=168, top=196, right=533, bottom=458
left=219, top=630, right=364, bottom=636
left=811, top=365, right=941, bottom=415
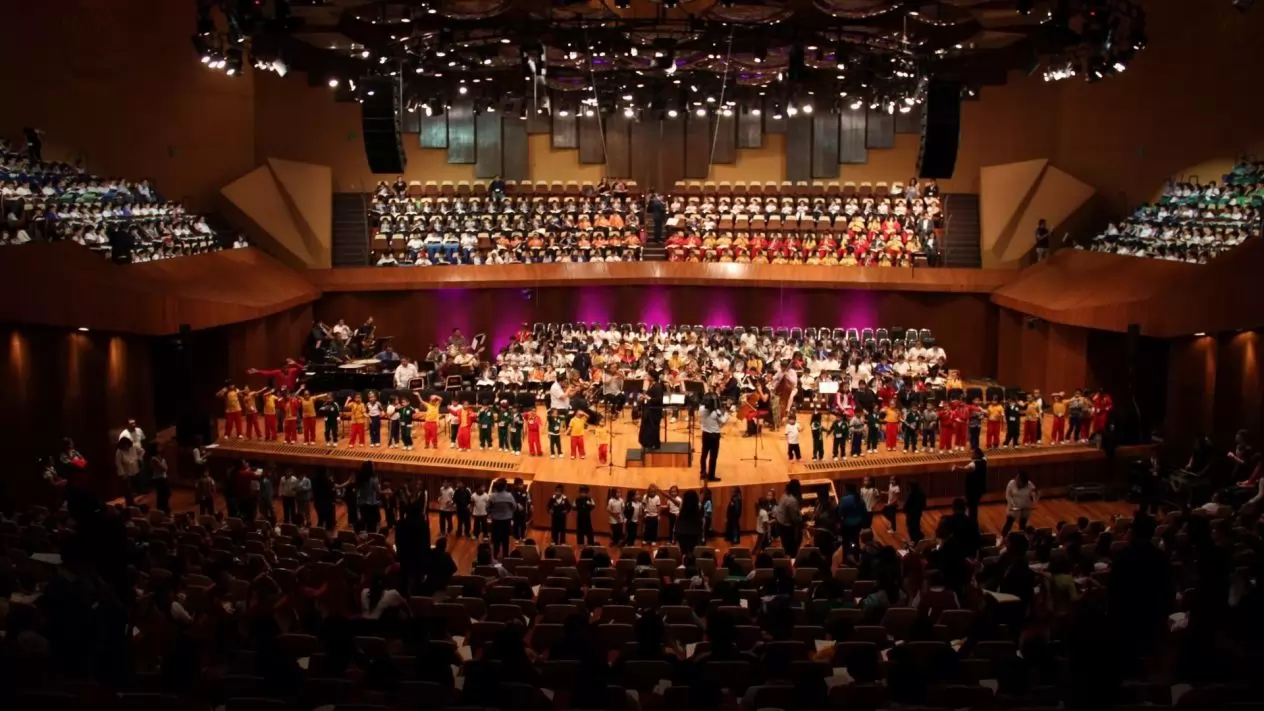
left=740, top=404, right=773, bottom=467
left=595, top=399, right=629, bottom=477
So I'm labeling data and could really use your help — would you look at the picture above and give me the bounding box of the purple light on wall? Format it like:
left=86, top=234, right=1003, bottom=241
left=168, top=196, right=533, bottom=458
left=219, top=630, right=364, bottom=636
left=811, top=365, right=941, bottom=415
left=838, top=289, right=879, bottom=331
left=575, top=287, right=614, bottom=326
left=640, top=286, right=672, bottom=326
left=771, top=289, right=807, bottom=328
left=702, top=290, right=737, bottom=328
left=429, top=288, right=527, bottom=355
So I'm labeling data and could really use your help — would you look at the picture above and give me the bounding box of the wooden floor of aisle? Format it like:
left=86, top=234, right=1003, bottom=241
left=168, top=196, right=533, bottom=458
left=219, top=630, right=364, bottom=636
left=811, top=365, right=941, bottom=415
left=133, top=488, right=1135, bottom=573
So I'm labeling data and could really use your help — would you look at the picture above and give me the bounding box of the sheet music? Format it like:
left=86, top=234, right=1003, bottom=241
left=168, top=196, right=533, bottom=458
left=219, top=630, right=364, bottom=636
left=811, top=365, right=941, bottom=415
left=818, top=381, right=840, bottom=394
left=661, top=394, right=686, bottom=405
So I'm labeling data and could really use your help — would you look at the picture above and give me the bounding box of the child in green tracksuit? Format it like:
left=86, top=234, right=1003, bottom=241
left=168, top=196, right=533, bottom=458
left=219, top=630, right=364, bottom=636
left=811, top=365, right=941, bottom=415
left=865, top=407, right=882, bottom=454
left=809, top=410, right=825, bottom=461
left=496, top=401, right=511, bottom=451
left=830, top=414, right=847, bottom=460
left=547, top=409, right=564, bottom=458
left=902, top=406, right=920, bottom=452
left=508, top=407, right=524, bottom=455
left=477, top=405, right=494, bottom=450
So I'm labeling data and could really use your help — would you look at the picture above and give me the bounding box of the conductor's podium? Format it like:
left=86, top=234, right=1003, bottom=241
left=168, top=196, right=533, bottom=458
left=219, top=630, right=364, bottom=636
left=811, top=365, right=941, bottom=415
left=625, top=442, right=692, bottom=468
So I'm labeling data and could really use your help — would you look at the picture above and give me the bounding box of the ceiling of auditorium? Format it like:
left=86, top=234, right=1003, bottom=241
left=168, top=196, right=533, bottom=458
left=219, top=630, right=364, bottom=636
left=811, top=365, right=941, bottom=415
left=211, top=0, right=1145, bottom=112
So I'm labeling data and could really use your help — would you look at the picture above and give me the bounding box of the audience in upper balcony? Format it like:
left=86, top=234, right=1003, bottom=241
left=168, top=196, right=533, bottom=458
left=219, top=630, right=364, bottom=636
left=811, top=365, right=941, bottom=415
left=1083, top=160, right=1263, bottom=264
left=663, top=180, right=942, bottom=266
left=0, top=134, right=249, bottom=262
left=369, top=179, right=643, bottom=265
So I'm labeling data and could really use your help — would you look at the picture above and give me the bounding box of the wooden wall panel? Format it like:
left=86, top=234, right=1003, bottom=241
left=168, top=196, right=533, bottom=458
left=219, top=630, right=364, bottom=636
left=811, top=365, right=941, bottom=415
left=551, top=105, right=578, bottom=149
left=402, top=108, right=420, bottom=134
left=895, top=103, right=923, bottom=134
left=684, top=112, right=711, bottom=179
left=785, top=115, right=813, bottom=183
left=660, top=116, right=687, bottom=189
left=604, top=115, right=631, bottom=178
left=446, top=101, right=476, bottom=164
left=525, top=103, right=551, bottom=134
left=501, top=117, right=529, bottom=181
left=419, top=113, right=447, bottom=148
left=712, top=113, right=737, bottom=164
left=578, top=114, right=605, bottom=164
left=737, top=106, right=763, bottom=149
left=763, top=96, right=787, bottom=134
left=811, top=112, right=840, bottom=179
left=839, top=108, right=868, bottom=164
left=474, top=111, right=503, bottom=178
left=866, top=109, right=895, bottom=149
left=629, top=119, right=659, bottom=191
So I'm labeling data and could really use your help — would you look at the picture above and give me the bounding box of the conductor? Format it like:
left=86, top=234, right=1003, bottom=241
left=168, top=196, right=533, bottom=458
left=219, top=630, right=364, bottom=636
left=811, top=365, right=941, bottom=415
left=648, top=191, right=667, bottom=243
left=639, top=370, right=666, bottom=450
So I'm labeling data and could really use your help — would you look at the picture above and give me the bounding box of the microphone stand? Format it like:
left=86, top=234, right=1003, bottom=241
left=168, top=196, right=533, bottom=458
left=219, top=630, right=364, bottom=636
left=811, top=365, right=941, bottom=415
left=740, top=410, right=772, bottom=467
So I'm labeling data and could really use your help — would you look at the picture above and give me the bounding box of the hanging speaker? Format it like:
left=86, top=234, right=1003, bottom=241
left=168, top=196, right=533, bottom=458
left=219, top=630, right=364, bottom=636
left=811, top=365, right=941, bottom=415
left=917, top=79, right=962, bottom=179
left=360, top=77, right=407, bottom=174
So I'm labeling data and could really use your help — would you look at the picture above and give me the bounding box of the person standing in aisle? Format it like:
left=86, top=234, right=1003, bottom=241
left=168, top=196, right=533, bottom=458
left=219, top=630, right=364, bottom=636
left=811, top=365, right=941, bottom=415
left=1002, top=471, right=1039, bottom=535
left=470, top=482, right=490, bottom=540
left=772, top=479, right=804, bottom=556
left=548, top=485, right=572, bottom=544
left=511, top=478, right=531, bottom=541
left=454, top=479, right=472, bottom=537
left=724, top=487, right=743, bottom=544
left=575, top=485, right=596, bottom=546
left=437, top=480, right=455, bottom=536
left=488, top=479, right=517, bottom=559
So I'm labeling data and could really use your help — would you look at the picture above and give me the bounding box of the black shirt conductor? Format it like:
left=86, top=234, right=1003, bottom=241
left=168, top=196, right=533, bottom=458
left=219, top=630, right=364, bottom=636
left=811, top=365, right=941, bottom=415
left=639, top=371, right=666, bottom=451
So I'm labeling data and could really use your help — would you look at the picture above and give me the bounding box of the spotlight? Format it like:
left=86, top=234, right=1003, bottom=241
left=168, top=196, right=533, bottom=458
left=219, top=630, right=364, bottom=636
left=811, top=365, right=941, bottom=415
left=200, top=55, right=212, bottom=64
left=458, top=85, right=468, bottom=95
left=328, top=78, right=339, bottom=88
left=802, top=103, right=813, bottom=114
left=272, top=59, right=288, bottom=77
left=558, top=109, right=570, bottom=117
left=786, top=104, right=799, bottom=117
left=361, top=50, right=370, bottom=59
left=898, top=105, right=911, bottom=113
left=667, top=108, right=678, bottom=118
left=695, top=107, right=707, bottom=117
left=584, top=108, right=595, bottom=117
left=751, top=107, right=761, bottom=116
left=721, top=107, right=733, bottom=117
left=850, top=100, right=863, bottom=110
left=623, top=106, right=634, bottom=118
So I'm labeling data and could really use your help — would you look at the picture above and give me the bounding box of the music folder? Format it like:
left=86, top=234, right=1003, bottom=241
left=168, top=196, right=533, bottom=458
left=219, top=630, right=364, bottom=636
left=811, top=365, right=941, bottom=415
left=818, top=381, right=841, bottom=395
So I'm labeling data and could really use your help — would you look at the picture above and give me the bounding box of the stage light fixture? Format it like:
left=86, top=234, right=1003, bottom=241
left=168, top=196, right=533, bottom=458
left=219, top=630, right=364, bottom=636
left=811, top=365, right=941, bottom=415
left=802, top=103, right=813, bottom=114
left=458, top=85, right=468, bottom=94
left=751, top=107, right=761, bottom=116
left=695, top=107, right=706, bottom=117
left=328, top=78, right=339, bottom=88
left=623, top=106, right=634, bottom=118
left=584, top=108, right=595, bottom=117
left=786, top=104, right=799, bottom=116
left=558, top=108, right=570, bottom=117
left=667, top=108, right=679, bottom=117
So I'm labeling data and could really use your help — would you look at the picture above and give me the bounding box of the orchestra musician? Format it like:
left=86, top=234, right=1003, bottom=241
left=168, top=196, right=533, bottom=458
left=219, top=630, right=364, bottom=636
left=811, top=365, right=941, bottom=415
left=638, top=370, right=666, bottom=450
left=739, top=378, right=771, bottom=436
left=353, top=317, right=377, bottom=357
left=769, top=361, right=798, bottom=429
left=600, top=364, right=625, bottom=414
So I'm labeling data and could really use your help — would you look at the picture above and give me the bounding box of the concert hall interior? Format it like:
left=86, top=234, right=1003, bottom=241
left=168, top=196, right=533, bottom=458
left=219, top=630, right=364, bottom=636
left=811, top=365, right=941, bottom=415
left=4, top=0, right=1264, bottom=708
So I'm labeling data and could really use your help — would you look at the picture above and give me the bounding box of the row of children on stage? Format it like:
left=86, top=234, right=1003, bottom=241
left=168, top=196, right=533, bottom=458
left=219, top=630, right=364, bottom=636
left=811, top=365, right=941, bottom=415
left=216, top=382, right=595, bottom=456
left=781, top=389, right=1113, bottom=461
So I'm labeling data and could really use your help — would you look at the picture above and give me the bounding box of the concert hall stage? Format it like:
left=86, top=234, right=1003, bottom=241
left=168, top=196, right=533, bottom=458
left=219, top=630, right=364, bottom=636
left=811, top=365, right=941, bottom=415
left=206, top=412, right=1145, bottom=535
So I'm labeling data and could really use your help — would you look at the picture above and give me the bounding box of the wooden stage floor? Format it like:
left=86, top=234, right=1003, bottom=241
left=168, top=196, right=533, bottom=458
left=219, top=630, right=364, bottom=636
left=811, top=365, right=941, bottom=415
left=207, top=409, right=1122, bottom=494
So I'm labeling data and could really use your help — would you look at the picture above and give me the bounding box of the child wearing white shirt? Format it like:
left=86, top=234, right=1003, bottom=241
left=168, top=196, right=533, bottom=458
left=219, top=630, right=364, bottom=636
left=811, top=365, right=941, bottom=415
left=785, top=416, right=802, bottom=461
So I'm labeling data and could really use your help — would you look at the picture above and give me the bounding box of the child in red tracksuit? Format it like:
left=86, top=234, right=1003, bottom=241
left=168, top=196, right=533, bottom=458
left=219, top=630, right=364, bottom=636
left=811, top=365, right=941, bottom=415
left=283, top=394, right=301, bottom=444
left=952, top=402, right=970, bottom=453
left=937, top=402, right=955, bottom=451
left=524, top=410, right=543, bottom=456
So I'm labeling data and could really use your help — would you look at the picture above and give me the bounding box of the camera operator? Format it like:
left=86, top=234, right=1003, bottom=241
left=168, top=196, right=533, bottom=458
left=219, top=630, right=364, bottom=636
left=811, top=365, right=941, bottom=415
left=699, top=392, right=728, bottom=482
